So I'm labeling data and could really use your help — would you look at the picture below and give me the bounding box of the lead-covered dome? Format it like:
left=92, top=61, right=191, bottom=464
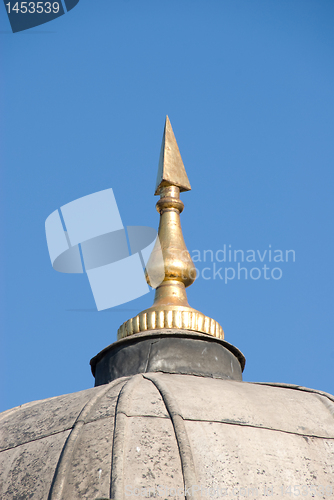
left=0, top=330, right=333, bottom=500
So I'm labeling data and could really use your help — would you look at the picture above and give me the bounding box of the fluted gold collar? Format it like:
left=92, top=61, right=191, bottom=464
left=118, top=116, right=224, bottom=340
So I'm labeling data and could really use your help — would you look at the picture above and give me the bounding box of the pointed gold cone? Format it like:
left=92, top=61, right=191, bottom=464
left=155, top=116, right=191, bottom=195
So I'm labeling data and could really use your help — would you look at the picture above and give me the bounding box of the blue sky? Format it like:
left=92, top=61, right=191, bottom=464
left=0, top=0, right=333, bottom=412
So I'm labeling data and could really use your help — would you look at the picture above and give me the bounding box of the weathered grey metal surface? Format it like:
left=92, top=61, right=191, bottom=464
left=0, top=431, right=70, bottom=500
left=1, top=373, right=334, bottom=500
left=0, top=388, right=98, bottom=451
left=143, top=373, right=200, bottom=500
left=91, top=329, right=245, bottom=386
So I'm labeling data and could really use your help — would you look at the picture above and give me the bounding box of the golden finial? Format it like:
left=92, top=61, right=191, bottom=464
left=117, top=116, right=224, bottom=340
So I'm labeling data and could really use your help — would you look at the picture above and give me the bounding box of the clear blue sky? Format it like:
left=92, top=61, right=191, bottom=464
left=1, top=0, right=333, bottom=413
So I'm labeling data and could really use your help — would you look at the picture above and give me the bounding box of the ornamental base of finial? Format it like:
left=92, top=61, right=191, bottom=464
left=117, top=308, right=224, bottom=340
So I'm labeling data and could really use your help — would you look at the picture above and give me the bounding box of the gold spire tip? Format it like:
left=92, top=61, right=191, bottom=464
left=155, top=116, right=191, bottom=195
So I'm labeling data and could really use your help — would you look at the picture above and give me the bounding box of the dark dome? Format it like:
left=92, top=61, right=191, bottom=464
left=1, top=330, right=333, bottom=500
